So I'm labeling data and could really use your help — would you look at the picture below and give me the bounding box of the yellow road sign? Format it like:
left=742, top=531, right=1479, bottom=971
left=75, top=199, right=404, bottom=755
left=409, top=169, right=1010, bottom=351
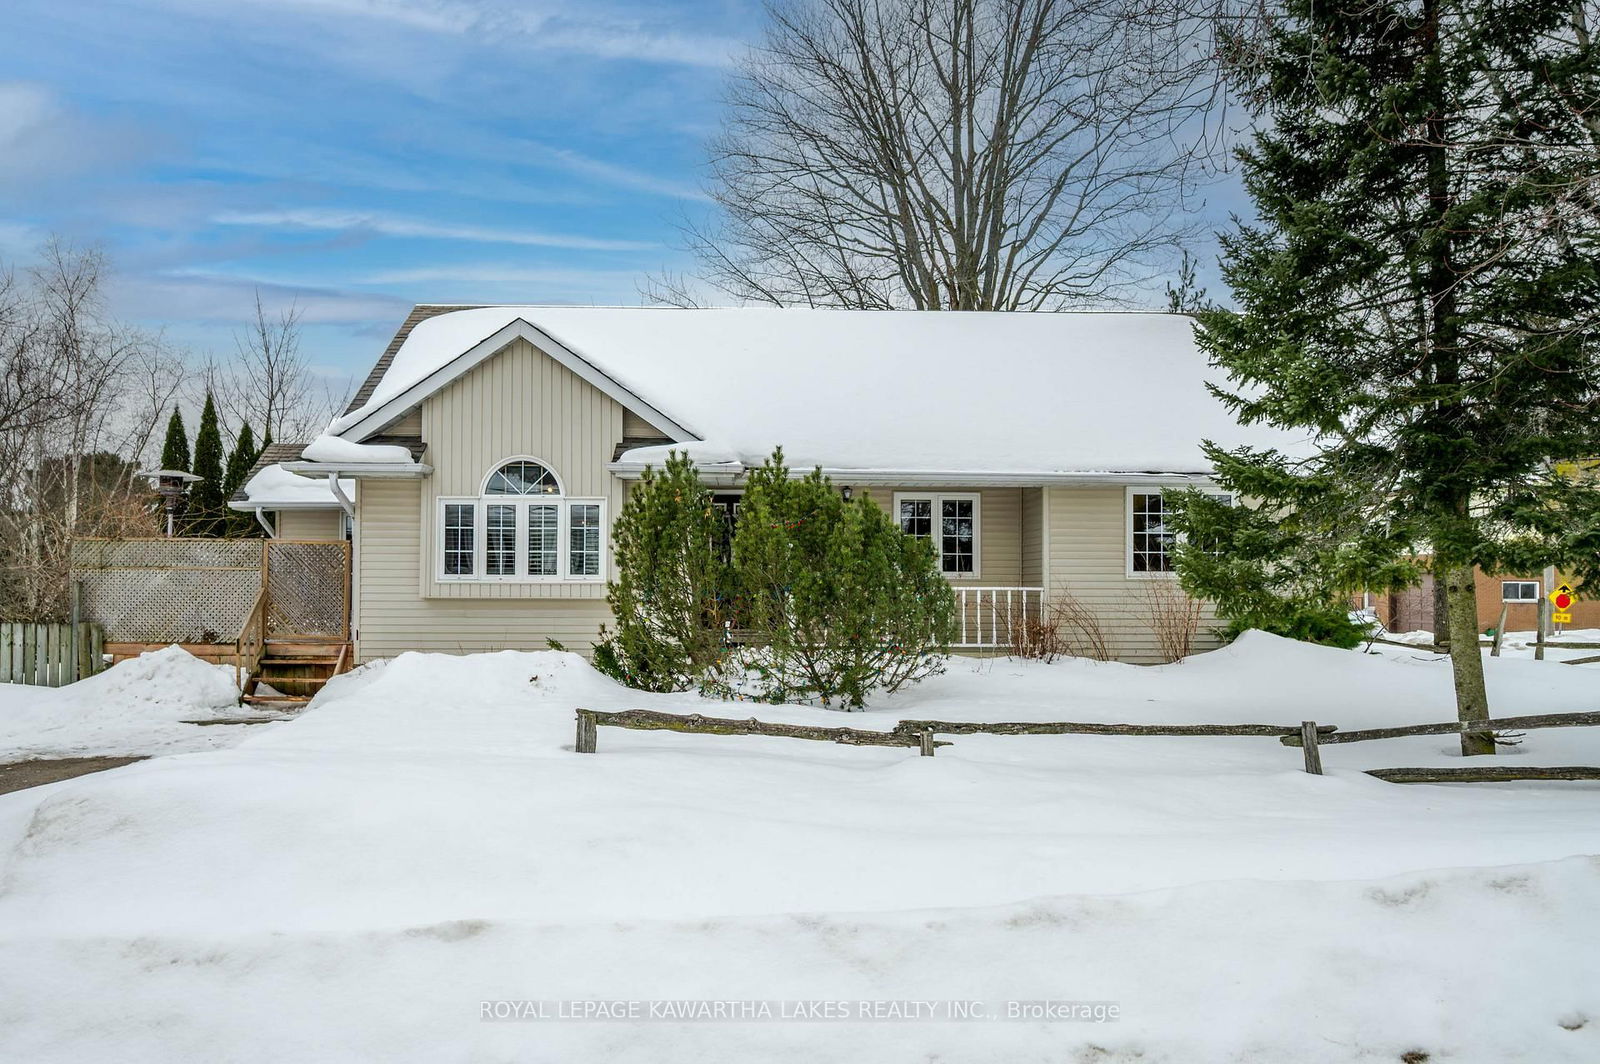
left=1553, top=611, right=1573, bottom=624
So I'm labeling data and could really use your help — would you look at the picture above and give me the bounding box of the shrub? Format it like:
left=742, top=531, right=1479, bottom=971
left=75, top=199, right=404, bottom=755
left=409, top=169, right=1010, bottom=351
left=731, top=451, right=957, bottom=708
left=593, top=451, right=732, bottom=691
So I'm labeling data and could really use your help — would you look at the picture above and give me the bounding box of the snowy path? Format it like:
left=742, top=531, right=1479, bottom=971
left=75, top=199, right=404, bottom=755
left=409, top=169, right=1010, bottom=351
left=0, top=633, right=1596, bottom=1062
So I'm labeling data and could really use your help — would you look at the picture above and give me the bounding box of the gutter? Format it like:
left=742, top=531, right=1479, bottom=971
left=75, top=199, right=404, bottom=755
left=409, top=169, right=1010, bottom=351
left=283, top=461, right=432, bottom=479
left=605, top=463, right=1218, bottom=488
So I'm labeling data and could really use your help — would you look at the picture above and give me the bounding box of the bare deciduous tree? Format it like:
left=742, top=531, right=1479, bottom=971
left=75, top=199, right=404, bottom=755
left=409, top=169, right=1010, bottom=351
left=656, top=0, right=1224, bottom=310
left=219, top=292, right=347, bottom=444
left=0, top=241, right=166, bottom=620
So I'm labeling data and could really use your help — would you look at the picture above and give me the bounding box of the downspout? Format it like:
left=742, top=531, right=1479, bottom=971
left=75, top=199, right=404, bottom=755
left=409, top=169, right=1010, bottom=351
left=253, top=507, right=278, bottom=538
left=328, top=477, right=356, bottom=518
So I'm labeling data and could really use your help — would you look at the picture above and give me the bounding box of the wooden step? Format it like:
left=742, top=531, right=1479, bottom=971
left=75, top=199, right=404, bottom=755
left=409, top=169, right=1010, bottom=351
left=241, top=694, right=309, bottom=706
left=260, top=657, right=340, bottom=668
left=257, top=674, right=330, bottom=687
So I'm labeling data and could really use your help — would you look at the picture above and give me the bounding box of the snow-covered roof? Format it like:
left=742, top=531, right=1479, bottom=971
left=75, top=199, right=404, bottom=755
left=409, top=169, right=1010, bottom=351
left=333, top=306, right=1309, bottom=475
left=234, top=464, right=351, bottom=509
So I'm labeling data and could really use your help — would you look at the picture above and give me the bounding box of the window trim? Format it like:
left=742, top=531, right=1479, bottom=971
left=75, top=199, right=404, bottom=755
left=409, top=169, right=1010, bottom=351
left=1125, top=486, right=1232, bottom=579
left=437, top=457, right=606, bottom=583
left=893, top=491, right=982, bottom=580
left=480, top=455, right=565, bottom=498
left=1501, top=580, right=1540, bottom=603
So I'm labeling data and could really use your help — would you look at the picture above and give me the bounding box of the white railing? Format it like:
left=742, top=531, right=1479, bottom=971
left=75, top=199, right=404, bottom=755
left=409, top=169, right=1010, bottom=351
left=952, top=586, right=1045, bottom=648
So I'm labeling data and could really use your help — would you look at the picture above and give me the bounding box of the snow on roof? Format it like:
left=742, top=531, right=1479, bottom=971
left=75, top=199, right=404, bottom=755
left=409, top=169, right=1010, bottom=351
left=301, top=435, right=417, bottom=465
left=237, top=464, right=351, bottom=508
left=333, top=306, right=1308, bottom=474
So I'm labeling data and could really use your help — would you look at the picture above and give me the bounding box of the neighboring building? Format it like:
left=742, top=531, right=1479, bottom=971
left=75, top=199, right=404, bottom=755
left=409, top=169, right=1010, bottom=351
left=1367, top=569, right=1599, bottom=636
left=237, top=305, right=1312, bottom=665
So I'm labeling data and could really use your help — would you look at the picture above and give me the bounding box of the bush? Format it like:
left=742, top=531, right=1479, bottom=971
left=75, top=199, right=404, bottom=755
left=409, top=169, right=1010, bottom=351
left=593, top=451, right=732, bottom=691
left=600, top=448, right=957, bottom=708
left=730, top=451, right=956, bottom=709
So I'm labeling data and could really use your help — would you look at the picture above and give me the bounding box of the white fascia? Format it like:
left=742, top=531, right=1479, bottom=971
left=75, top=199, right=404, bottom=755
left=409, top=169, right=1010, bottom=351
left=606, top=464, right=1217, bottom=488
left=334, top=318, right=696, bottom=444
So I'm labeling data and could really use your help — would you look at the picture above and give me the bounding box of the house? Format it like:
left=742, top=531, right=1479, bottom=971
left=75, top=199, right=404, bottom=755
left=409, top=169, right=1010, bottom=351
left=235, top=305, right=1308, bottom=664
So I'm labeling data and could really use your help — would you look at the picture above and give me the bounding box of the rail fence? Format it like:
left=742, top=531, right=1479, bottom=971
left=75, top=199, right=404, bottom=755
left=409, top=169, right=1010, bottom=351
left=573, top=706, right=1600, bottom=785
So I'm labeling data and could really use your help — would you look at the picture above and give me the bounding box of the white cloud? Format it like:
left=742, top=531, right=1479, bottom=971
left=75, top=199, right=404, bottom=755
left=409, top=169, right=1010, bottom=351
left=212, top=208, right=657, bottom=252
left=157, top=0, right=743, bottom=69
left=0, top=82, right=152, bottom=193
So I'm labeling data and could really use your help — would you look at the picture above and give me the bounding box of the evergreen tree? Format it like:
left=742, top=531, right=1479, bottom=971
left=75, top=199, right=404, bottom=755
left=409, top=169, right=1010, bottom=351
left=593, top=451, right=731, bottom=691
left=159, top=408, right=190, bottom=472
left=734, top=451, right=955, bottom=708
left=221, top=424, right=260, bottom=537
left=1185, top=0, right=1600, bottom=754
left=187, top=392, right=227, bottom=536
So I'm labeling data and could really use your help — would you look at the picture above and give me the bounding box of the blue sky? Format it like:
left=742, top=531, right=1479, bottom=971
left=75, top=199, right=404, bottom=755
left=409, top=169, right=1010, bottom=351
left=0, top=0, right=1243, bottom=391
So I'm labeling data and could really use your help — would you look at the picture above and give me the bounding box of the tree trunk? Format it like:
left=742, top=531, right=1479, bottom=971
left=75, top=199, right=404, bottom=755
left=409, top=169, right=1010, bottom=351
left=1444, top=565, right=1494, bottom=756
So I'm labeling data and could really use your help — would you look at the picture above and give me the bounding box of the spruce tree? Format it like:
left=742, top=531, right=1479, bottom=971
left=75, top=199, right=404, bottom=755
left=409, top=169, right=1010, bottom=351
left=159, top=408, right=190, bottom=472
left=1187, top=0, right=1600, bottom=754
left=221, top=424, right=260, bottom=537
left=187, top=392, right=227, bottom=536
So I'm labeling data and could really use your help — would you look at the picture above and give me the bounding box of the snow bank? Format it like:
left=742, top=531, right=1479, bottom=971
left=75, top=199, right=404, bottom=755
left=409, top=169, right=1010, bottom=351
left=238, top=463, right=351, bottom=507
left=0, top=646, right=244, bottom=758
left=1, top=637, right=1597, bottom=1061
left=301, top=434, right=415, bottom=464
left=332, top=306, right=1311, bottom=473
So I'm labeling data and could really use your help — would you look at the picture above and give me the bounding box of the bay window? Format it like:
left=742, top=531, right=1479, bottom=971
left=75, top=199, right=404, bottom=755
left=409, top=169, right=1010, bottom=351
left=438, top=458, right=605, bottom=581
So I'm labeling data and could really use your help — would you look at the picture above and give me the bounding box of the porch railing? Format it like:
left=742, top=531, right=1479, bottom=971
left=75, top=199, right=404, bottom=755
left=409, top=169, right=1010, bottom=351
left=952, top=586, right=1045, bottom=649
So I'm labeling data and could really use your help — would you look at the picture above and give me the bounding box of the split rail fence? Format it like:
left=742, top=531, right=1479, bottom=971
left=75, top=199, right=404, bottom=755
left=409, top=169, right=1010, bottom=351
left=573, top=707, right=1600, bottom=785
left=0, top=622, right=105, bottom=687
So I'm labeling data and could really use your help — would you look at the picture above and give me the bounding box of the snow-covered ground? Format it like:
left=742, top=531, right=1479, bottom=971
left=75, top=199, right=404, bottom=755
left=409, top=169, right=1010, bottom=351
left=1384, top=626, right=1600, bottom=663
left=0, top=646, right=255, bottom=759
left=0, top=634, right=1597, bottom=1062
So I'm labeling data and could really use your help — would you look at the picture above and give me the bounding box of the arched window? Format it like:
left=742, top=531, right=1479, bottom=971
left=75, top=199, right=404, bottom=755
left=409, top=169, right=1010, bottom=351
left=438, top=458, right=605, bottom=582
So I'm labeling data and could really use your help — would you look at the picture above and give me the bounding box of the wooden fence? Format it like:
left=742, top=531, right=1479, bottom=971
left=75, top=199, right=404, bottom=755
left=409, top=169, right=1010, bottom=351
left=574, top=706, right=1600, bottom=785
left=0, top=622, right=105, bottom=687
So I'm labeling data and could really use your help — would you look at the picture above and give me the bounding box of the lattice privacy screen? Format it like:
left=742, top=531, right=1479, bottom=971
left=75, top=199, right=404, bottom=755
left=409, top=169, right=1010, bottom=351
left=266, top=540, right=349, bottom=638
left=71, top=539, right=262, bottom=643
left=71, top=538, right=349, bottom=643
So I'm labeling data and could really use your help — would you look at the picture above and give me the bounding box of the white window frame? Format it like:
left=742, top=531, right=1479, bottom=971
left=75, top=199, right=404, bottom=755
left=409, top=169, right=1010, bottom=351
left=436, top=457, right=606, bottom=583
left=1125, top=486, right=1233, bottom=579
left=893, top=492, right=981, bottom=579
left=1501, top=580, right=1540, bottom=603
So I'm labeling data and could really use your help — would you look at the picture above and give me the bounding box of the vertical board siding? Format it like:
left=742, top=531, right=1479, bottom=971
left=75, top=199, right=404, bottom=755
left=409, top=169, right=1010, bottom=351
left=1043, top=486, right=1223, bottom=663
left=354, top=336, right=622, bottom=662
left=418, top=338, right=623, bottom=601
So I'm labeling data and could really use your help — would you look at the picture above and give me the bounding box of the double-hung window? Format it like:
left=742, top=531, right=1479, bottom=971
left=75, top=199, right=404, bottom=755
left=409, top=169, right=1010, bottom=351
left=894, top=493, right=979, bottom=577
left=1127, top=487, right=1233, bottom=575
left=438, top=459, right=606, bottom=582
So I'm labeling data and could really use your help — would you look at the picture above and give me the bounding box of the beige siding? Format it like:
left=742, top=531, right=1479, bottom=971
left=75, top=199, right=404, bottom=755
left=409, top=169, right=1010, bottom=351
left=354, top=479, right=612, bottom=661
left=275, top=508, right=343, bottom=541
left=622, top=409, right=668, bottom=438
left=858, top=486, right=1023, bottom=587
left=1020, top=487, right=1043, bottom=588
left=378, top=408, right=422, bottom=435
left=418, top=337, right=623, bottom=601
left=1043, top=486, right=1222, bottom=664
